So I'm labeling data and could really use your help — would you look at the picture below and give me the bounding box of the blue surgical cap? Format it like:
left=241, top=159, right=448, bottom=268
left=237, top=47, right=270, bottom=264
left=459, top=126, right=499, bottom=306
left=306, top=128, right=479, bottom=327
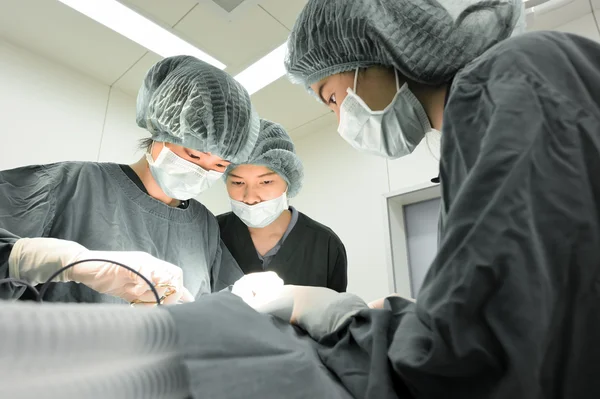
left=226, top=119, right=304, bottom=198
left=136, top=55, right=260, bottom=164
left=285, top=0, right=526, bottom=90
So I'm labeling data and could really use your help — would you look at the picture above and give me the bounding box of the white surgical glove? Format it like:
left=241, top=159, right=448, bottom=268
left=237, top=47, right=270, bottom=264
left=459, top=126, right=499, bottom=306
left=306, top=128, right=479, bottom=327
left=253, top=285, right=368, bottom=340
left=8, top=237, right=194, bottom=304
left=231, top=271, right=284, bottom=308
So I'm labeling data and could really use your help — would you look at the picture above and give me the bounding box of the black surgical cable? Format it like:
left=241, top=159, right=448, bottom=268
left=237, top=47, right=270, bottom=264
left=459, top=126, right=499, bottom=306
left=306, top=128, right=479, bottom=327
left=0, top=278, right=41, bottom=301
left=37, top=259, right=162, bottom=305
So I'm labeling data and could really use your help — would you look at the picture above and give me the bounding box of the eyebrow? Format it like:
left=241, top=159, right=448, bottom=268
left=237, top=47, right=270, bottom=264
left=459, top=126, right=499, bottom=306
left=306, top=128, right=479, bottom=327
left=229, top=172, right=276, bottom=179
left=317, top=83, right=327, bottom=103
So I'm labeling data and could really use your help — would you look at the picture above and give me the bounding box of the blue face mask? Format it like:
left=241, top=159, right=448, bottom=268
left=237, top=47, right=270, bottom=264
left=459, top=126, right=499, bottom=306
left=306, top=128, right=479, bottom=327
left=230, top=192, right=289, bottom=228
left=337, top=69, right=431, bottom=160
left=146, top=144, right=223, bottom=200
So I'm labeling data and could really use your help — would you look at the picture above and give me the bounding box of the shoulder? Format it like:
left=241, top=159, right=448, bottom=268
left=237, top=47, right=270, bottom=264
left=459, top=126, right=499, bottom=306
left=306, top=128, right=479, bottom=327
left=458, top=31, right=590, bottom=84
left=188, top=199, right=219, bottom=223
left=1, top=161, right=97, bottom=184
left=48, top=161, right=113, bottom=179
left=297, top=212, right=345, bottom=248
left=491, top=30, right=592, bottom=56
left=216, top=211, right=236, bottom=230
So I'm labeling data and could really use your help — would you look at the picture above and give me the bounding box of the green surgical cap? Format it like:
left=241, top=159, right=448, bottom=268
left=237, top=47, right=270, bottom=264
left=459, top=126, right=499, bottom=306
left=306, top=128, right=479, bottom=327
left=226, top=119, right=304, bottom=198
left=136, top=55, right=259, bottom=164
left=285, top=0, right=526, bottom=91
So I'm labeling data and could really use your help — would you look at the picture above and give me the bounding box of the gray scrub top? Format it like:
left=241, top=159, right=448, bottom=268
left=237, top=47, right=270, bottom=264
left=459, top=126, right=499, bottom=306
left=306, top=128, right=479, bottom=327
left=315, top=31, right=600, bottom=399
left=257, top=206, right=299, bottom=269
left=0, top=162, right=243, bottom=302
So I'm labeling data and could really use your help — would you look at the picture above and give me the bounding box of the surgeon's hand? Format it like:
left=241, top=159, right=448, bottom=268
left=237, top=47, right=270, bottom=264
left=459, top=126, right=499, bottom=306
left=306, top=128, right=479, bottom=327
left=68, top=250, right=194, bottom=304
left=253, top=285, right=368, bottom=340
left=8, top=237, right=194, bottom=304
left=257, top=285, right=339, bottom=323
left=231, top=271, right=284, bottom=307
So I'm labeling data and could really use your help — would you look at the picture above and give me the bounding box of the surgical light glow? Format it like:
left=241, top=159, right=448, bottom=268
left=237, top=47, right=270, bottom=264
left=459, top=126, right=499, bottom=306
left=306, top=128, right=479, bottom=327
left=235, top=42, right=288, bottom=95
left=56, top=0, right=226, bottom=70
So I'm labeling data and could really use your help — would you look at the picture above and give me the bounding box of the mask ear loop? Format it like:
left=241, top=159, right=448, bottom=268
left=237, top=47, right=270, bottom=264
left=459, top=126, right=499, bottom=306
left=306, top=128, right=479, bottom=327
left=149, top=141, right=167, bottom=155
left=353, top=68, right=360, bottom=92
left=394, top=69, right=400, bottom=92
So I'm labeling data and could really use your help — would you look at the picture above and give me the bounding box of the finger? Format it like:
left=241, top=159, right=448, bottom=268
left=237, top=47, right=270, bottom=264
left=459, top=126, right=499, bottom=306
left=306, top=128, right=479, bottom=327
left=152, top=272, right=185, bottom=297
left=130, top=283, right=168, bottom=300
left=126, top=265, right=154, bottom=286
left=179, top=287, right=195, bottom=303
left=130, top=301, right=159, bottom=309
left=161, top=286, right=194, bottom=305
left=124, top=286, right=169, bottom=305
left=367, top=299, right=384, bottom=309
left=231, top=281, right=252, bottom=298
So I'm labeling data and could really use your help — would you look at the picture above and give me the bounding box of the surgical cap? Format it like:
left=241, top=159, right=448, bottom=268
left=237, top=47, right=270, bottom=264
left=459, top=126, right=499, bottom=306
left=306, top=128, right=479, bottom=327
left=136, top=55, right=260, bottom=164
left=226, top=119, right=304, bottom=198
left=285, top=0, right=526, bottom=90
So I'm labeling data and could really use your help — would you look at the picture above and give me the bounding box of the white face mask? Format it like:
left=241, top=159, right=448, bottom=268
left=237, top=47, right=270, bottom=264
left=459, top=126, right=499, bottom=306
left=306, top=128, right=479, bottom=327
left=146, top=143, right=223, bottom=200
left=230, top=192, right=288, bottom=228
left=337, top=68, right=432, bottom=160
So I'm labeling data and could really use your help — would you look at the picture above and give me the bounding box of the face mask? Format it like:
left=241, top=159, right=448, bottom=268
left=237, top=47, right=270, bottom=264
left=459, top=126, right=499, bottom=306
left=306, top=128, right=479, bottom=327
left=230, top=192, right=288, bottom=228
left=146, top=143, right=223, bottom=200
left=337, top=68, right=431, bottom=160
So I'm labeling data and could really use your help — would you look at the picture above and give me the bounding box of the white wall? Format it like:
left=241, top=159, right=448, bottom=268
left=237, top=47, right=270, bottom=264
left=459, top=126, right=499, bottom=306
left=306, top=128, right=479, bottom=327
left=293, top=130, right=392, bottom=301
left=0, top=37, right=144, bottom=170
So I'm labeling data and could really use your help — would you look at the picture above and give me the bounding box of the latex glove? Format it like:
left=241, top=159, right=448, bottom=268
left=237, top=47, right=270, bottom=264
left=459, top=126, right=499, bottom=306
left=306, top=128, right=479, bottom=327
left=231, top=271, right=284, bottom=307
left=71, top=251, right=194, bottom=305
left=253, top=285, right=368, bottom=340
left=368, top=294, right=415, bottom=309
left=8, top=237, right=194, bottom=304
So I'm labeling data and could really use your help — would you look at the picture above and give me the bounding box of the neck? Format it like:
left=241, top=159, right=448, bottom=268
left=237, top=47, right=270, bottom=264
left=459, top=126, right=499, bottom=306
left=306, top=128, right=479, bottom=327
left=410, top=83, right=447, bottom=131
left=248, top=209, right=292, bottom=236
left=130, top=156, right=180, bottom=207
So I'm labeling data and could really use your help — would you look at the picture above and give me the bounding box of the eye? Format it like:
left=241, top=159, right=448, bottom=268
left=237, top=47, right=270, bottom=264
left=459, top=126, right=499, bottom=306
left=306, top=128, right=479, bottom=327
left=230, top=181, right=244, bottom=186
left=262, top=180, right=274, bottom=185
left=187, top=152, right=200, bottom=160
left=328, top=93, right=337, bottom=105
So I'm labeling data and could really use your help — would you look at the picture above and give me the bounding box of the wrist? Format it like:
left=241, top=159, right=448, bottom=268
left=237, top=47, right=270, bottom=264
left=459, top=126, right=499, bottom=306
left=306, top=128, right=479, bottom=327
left=9, top=237, right=87, bottom=284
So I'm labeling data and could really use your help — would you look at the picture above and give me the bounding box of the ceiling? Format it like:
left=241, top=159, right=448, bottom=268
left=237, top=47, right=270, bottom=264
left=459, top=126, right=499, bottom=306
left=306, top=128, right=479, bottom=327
left=1, top=0, right=599, bottom=138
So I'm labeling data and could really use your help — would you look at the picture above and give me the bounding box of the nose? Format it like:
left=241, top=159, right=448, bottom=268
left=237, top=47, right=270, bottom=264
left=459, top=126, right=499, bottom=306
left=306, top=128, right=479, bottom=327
left=243, top=187, right=261, bottom=205
left=199, top=158, right=219, bottom=172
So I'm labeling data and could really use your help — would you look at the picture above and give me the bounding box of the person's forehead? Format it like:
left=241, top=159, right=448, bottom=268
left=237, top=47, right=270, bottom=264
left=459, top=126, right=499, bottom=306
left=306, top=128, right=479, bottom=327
left=231, top=164, right=276, bottom=175
left=182, top=146, right=229, bottom=162
left=312, top=74, right=353, bottom=99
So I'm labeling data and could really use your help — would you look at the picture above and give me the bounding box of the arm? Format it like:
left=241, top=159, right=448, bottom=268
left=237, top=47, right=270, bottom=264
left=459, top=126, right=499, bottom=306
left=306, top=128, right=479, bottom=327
left=0, top=165, right=56, bottom=299
left=293, top=72, right=590, bottom=399
left=388, top=73, right=591, bottom=397
left=210, top=238, right=244, bottom=293
left=1, top=164, right=192, bottom=304
left=327, top=238, right=348, bottom=293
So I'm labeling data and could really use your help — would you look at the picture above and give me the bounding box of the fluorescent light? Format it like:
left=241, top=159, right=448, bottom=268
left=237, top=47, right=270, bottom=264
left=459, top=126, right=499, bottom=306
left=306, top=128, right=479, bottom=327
left=235, top=42, right=287, bottom=95
left=525, top=0, right=574, bottom=15
left=56, top=0, right=226, bottom=70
